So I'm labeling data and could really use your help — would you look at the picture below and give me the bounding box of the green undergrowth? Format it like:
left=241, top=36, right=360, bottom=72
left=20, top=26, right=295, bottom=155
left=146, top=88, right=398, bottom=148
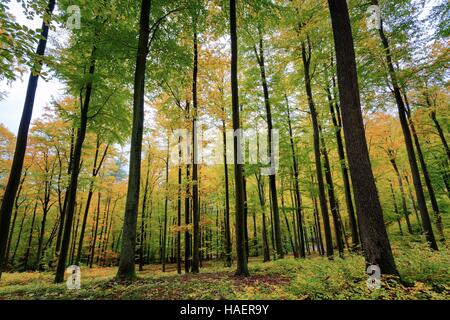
left=0, top=242, right=448, bottom=300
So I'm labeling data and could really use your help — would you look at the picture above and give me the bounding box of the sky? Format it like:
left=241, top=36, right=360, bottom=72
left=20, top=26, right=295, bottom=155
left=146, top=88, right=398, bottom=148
left=0, top=0, right=438, bottom=134
left=0, top=1, right=65, bottom=134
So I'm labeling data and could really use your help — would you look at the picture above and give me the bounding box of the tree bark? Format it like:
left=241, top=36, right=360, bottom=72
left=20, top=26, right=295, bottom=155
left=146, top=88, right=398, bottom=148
left=0, top=0, right=56, bottom=278
left=55, top=44, right=96, bottom=282
left=328, top=0, right=398, bottom=274
left=229, top=0, right=249, bottom=276
left=301, top=39, right=333, bottom=259
left=116, top=0, right=152, bottom=281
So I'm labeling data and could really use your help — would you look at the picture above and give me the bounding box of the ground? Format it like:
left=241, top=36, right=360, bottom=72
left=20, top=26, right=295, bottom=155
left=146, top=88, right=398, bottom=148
left=0, top=235, right=449, bottom=300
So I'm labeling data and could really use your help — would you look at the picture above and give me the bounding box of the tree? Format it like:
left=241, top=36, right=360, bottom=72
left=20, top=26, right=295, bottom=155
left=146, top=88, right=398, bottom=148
left=229, top=0, right=249, bottom=277
left=370, top=0, right=438, bottom=250
left=0, top=0, right=56, bottom=279
left=116, top=0, right=152, bottom=282
left=327, top=0, right=398, bottom=275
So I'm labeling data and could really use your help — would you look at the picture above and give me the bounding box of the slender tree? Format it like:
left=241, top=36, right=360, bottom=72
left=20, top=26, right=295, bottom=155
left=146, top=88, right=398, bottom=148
left=230, top=0, right=249, bottom=276
left=0, top=0, right=56, bottom=279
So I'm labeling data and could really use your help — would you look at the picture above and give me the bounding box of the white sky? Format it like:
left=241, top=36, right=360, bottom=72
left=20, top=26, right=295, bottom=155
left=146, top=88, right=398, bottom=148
left=0, top=1, right=65, bottom=134
left=0, top=0, right=439, bottom=134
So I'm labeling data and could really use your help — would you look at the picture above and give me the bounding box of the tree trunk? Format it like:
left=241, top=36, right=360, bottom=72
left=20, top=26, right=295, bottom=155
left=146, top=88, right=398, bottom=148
left=116, top=0, right=152, bottom=281
left=285, top=96, right=305, bottom=257
left=254, top=32, right=283, bottom=259
left=162, top=146, right=169, bottom=272
left=389, top=158, right=413, bottom=234
left=177, top=138, right=182, bottom=274
left=320, top=127, right=344, bottom=257
left=328, top=0, right=398, bottom=274
left=229, top=0, right=249, bottom=276
left=55, top=44, right=96, bottom=282
left=76, top=139, right=108, bottom=265
left=326, top=85, right=359, bottom=249
left=222, top=108, right=232, bottom=267
left=0, top=0, right=56, bottom=278
left=191, top=29, right=201, bottom=274
left=301, top=39, right=333, bottom=259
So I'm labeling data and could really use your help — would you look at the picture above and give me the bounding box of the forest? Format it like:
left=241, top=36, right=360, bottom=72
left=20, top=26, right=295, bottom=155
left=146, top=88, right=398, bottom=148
left=0, top=0, right=449, bottom=301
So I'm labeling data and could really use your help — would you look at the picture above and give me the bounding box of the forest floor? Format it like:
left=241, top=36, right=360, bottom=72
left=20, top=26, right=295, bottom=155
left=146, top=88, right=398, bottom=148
left=0, top=233, right=449, bottom=300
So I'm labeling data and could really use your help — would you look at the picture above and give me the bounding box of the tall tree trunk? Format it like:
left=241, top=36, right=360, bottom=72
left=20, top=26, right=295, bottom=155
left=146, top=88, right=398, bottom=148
left=116, top=0, right=152, bottom=281
left=320, top=127, right=344, bottom=257
left=185, top=162, right=191, bottom=273
left=139, top=153, right=151, bottom=271
left=406, top=94, right=445, bottom=240
left=229, top=0, right=249, bottom=276
left=191, top=29, right=201, bottom=274
left=326, top=84, right=359, bottom=249
left=10, top=205, right=29, bottom=266
left=389, top=158, right=413, bottom=234
left=76, top=139, right=108, bottom=265
left=55, top=44, right=96, bottom=283
left=254, top=31, right=283, bottom=259
left=301, top=39, right=333, bottom=259
left=328, top=0, right=398, bottom=274
left=0, top=0, right=56, bottom=278
left=5, top=170, right=27, bottom=264
left=429, top=109, right=450, bottom=163
left=256, top=174, right=270, bottom=262
left=23, top=201, right=38, bottom=270
left=370, top=0, right=437, bottom=250
left=177, top=138, right=182, bottom=274
left=55, top=129, right=75, bottom=255
left=404, top=173, right=422, bottom=229
left=390, top=182, right=403, bottom=235
left=222, top=108, right=232, bottom=267
left=285, top=95, right=305, bottom=258
left=89, top=193, right=101, bottom=268
left=162, top=145, right=169, bottom=272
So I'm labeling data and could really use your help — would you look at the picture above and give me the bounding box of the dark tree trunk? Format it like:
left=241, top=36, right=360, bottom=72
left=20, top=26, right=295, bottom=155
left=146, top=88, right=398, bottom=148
left=406, top=94, right=445, bottom=240
left=254, top=32, right=283, bottom=259
left=5, top=171, right=27, bottom=264
left=230, top=0, right=249, bottom=276
left=389, top=158, right=413, bottom=234
left=191, top=29, right=200, bottom=274
left=55, top=44, right=96, bottom=283
left=404, top=173, right=422, bottom=229
left=285, top=96, right=305, bottom=258
left=162, top=146, right=169, bottom=272
left=55, top=129, right=75, bottom=255
left=390, top=182, right=403, bottom=235
left=10, top=205, right=29, bottom=266
left=177, top=138, right=182, bottom=274
left=185, top=162, right=191, bottom=273
left=256, top=174, right=270, bottom=262
left=326, top=85, right=359, bottom=249
left=429, top=110, right=450, bottom=163
left=76, top=139, right=108, bottom=265
left=116, top=0, right=152, bottom=281
left=23, top=201, right=38, bottom=270
left=89, top=193, right=101, bottom=268
left=320, top=127, right=344, bottom=257
left=301, top=39, right=333, bottom=259
left=222, top=108, right=232, bottom=267
left=328, top=0, right=398, bottom=274
left=0, top=0, right=56, bottom=278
